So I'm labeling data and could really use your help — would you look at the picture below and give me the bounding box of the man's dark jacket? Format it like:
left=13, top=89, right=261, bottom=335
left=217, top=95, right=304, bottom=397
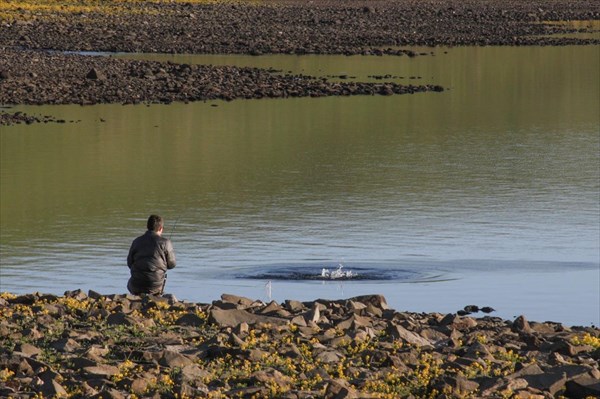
left=127, top=230, right=176, bottom=294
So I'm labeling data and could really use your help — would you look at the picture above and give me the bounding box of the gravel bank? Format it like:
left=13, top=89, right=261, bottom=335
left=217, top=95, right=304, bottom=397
left=1, top=291, right=599, bottom=398
left=0, top=49, right=443, bottom=107
left=1, top=0, right=598, bottom=54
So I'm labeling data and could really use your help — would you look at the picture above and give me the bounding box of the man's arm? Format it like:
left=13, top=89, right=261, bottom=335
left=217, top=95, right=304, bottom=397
left=127, top=243, right=135, bottom=269
left=165, top=240, right=176, bottom=269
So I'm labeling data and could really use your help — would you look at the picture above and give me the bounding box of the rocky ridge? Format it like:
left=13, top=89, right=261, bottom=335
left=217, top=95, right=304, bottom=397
left=0, top=49, right=443, bottom=107
left=0, top=109, right=79, bottom=125
left=1, top=291, right=599, bottom=398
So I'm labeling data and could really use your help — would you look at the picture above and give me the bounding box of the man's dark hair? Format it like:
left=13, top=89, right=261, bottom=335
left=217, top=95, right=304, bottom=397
left=147, top=215, right=164, bottom=231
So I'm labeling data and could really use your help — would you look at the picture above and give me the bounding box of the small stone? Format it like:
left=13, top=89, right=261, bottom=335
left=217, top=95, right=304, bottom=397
left=566, top=376, right=600, bottom=399
left=233, top=321, right=249, bottom=335
left=227, top=386, right=268, bottom=397
left=88, top=290, right=104, bottom=299
left=106, top=312, right=135, bottom=326
left=220, top=293, right=255, bottom=307
left=90, top=388, right=125, bottom=399
left=260, top=300, right=283, bottom=314
left=130, top=378, right=150, bottom=394
left=250, top=368, right=292, bottom=389
left=14, top=343, right=42, bottom=357
left=316, top=350, right=344, bottom=363
left=181, top=364, right=211, bottom=384
left=348, top=300, right=367, bottom=312
left=336, top=314, right=372, bottom=331
left=347, top=295, right=388, bottom=310
left=51, top=337, right=81, bottom=353
left=547, top=364, right=593, bottom=380
left=387, top=323, right=432, bottom=347
left=175, top=313, right=204, bottom=327
left=304, top=303, right=321, bottom=324
left=513, top=315, right=533, bottom=333
left=209, top=308, right=286, bottom=327
left=437, top=376, right=480, bottom=395
left=70, top=357, right=97, bottom=369
left=324, top=378, right=358, bottom=399
left=40, top=379, right=68, bottom=398
left=284, top=299, right=305, bottom=312
left=85, top=68, right=104, bottom=80
left=523, top=371, right=567, bottom=395
left=463, top=305, right=479, bottom=313
left=84, top=346, right=110, bottom=362
left=509, top=363, right=544, bottom=379
left=512, top=391, right=544, bottom=399
left=291, top=315, right=308, bottom=327
left=159, top=350, right=194, bottom=368
left=64, top=289, right=88, bottom=300
left=83, top=365, right=120, bottom=378
left=506, top=378, right=529, bottom=391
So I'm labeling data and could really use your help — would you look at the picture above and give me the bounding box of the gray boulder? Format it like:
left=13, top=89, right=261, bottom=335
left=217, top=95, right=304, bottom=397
left=387, top=323, right=432, bottom=347
left=566, top=376, right=600, bottom=399
left=209, top=308, right=286, bottom=327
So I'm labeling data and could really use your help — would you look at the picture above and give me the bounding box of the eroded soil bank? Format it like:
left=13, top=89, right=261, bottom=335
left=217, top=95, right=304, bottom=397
left=1, top=291, right=599, bottom=398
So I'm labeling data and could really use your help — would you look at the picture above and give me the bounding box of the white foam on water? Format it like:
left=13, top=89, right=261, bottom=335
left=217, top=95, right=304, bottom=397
left=321, top=264, right=357, bottom=279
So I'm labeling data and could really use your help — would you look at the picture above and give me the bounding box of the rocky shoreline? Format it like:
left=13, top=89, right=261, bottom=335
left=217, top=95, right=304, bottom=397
left=2, top=0, right=599, bottom=54
left=0, top=49, right=443, bottom=107
left=1, top=0, right=599, bottom=124
left=1, top=291, right=598, bottom=398
left=0, top=109, right=75, bottom=126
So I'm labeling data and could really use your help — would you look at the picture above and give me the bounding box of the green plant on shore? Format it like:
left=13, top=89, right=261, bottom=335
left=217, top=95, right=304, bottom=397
left=37, top=341, right=71, bottom=372
left=3, top=292, right=596, bottom=399
left=571, top=332, right=600, bottom=349
left=0, top=368, right=15, bottom=383
left=146, top=372, right=177, bottom=395
left=112, top=359, right=143, bottom=384
left=459, top=360, right=491, bottom=379
left=363, top=351, right=444, bottom=398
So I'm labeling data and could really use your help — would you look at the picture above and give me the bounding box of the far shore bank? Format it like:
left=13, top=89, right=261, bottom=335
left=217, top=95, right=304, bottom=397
left=1, top=290, right=598, bottom=398
left=1, top=0, right=599, bottom=122
left=2, top=0, right=598, bottom=54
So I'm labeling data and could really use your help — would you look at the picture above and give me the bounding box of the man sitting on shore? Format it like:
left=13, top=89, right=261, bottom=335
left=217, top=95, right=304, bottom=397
left=127, top=215, right=176, bottom=295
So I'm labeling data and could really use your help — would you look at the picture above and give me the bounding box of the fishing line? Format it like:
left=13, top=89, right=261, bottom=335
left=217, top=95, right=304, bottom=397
left=169, top=216, right=180, bottom=240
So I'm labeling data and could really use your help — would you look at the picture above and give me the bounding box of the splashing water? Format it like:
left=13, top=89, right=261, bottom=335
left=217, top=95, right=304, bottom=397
left=321, top=264, right=357, bottom=279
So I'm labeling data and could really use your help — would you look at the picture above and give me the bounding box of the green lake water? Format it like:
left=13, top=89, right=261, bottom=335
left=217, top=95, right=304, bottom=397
left=1, top=45, right=599, bottom=325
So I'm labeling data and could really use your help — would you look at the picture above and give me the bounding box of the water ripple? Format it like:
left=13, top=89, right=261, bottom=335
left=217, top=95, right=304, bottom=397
left=236, top=263, right=447, bottom=282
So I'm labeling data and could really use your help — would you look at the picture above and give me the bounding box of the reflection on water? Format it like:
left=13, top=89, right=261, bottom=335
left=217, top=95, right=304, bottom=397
left=1, top=46, right=599, bottom=324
